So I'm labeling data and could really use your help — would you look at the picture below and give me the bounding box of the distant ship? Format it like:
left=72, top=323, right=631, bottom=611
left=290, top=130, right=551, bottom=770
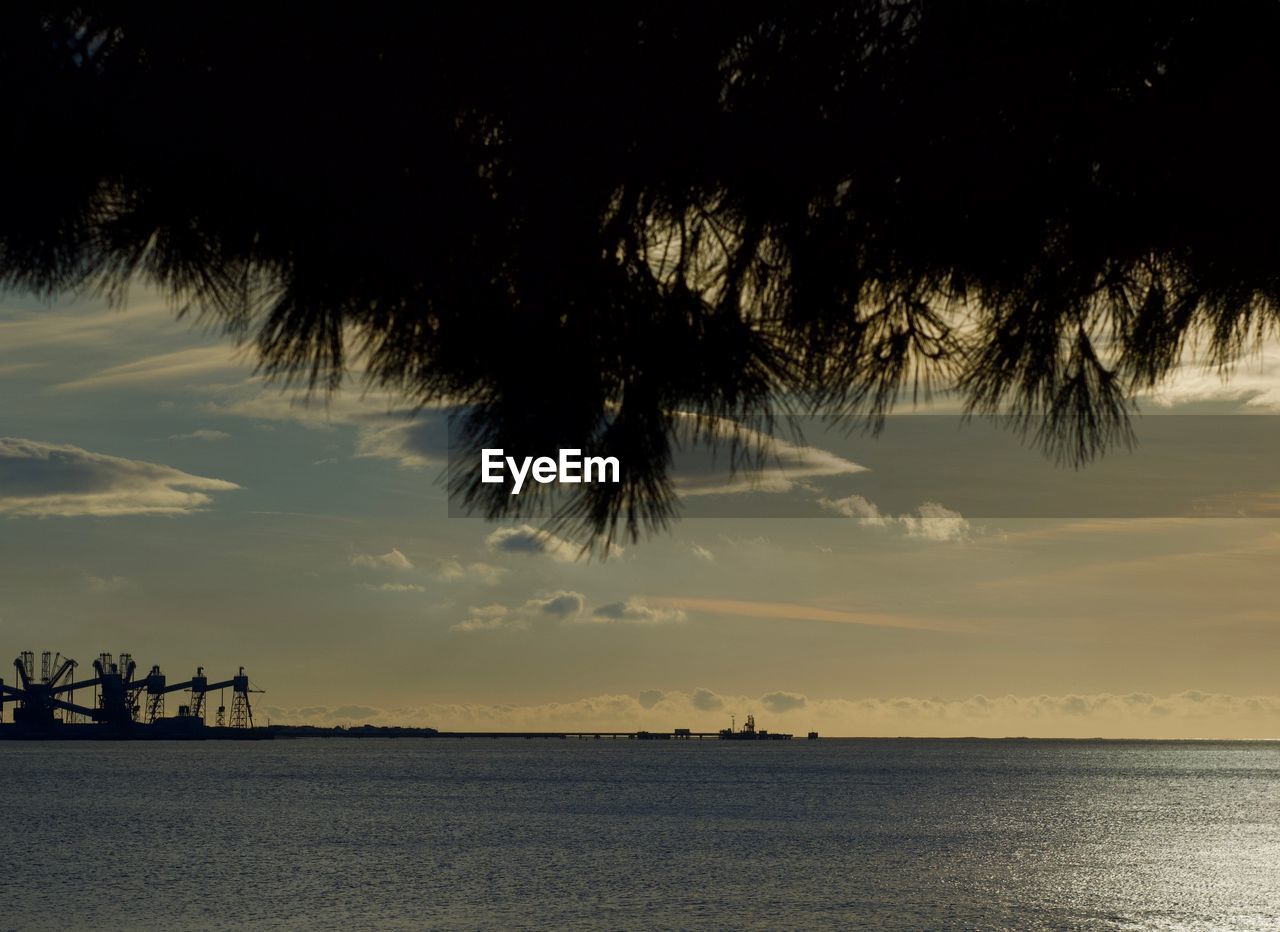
left=719, top=713, right=792, bottom=740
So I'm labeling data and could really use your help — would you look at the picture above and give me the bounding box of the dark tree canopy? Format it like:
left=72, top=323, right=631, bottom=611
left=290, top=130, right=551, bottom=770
left=4, top=3, right=1279, bottom=546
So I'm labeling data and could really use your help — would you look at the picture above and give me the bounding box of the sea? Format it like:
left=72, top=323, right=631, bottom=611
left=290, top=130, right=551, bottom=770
left=2, top=738, right=1277, bottom=930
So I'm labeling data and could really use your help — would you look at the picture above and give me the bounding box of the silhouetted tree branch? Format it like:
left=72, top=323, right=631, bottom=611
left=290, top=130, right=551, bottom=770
left=3, top=3, right=1278, bottom=549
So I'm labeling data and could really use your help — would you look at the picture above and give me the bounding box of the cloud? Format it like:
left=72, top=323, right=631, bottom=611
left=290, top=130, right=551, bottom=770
left=760, top=691, right=807, bottom=714
left=324, top=705, right=381, bottom=721
left=0, top=437, right=239, bottom=517
left=436, top=559, right=506, bottom=585
left=691, top=687, right=724, bottom=711
left=362, top=582, right=426, bottom=593
left=672, top=417, right=867, bottom=497
left=717, top=533, right=773, bottom=551
left=816, top=493, right=889, bottom=525
left=810, top=690, right=1280, bottom=738
left=0, top=299, right=174, bottom=351
left=349, top=548, right=414, bottom=571
left=484, top=525, right=581, bottom=562
left=589, top=598, right=686, bottom=626
left=168, top=429, right=230, bottom=442
left=818, top=494, right=972, bottom=542
left=1146, top=347, right=1280, bottom=411
left=638, top=689, right=665, bottom=709
left=0, top=362, right=42, bottom=376
left=204, top=383, right=450, bottom=468
left=85, top=575, right=131, bottom=593
left=353, top=419, right=450, bottom=469
left=525, top=590, right=587, bottom=620
left=900, top=502, right=970, bottom=542
left=54, top=345, right=249, bottom=392
left=204, top=384, right=358, bottom=428
left=690, top=544, right=715, bottom=562
left=451, top=604, right=525, bottom=633
left=452, top=591, right=588, bottom=632
left=648, top=596, right=975, bottom=633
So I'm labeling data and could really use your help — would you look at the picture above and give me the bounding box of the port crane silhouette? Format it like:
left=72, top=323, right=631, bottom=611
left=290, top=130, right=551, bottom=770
left=0, top=651, right=261, bottom=733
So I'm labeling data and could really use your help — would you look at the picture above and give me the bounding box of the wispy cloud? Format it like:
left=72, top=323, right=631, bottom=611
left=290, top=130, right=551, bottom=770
left=353, top=420, right=448, bottom=468
left=349, top=548, right=414, bottom=571
left=0, top=362, right=42, bottom=376
left=672, top=416, right=867, bottom=497
left=0, top=437, right=239, bottom=517
left=53, top=346, right=249, bottom=392
left=204, top=383, right=449, bottom=468
left=85, top=574, right=132, bottom=593
left=451, top=604, right=526, bottom=633
left=168, top=429, right=230, bottom=442
left=436, top=559, right=506, bottom=585
left=647, top=596, right=976, bottom=633
left=0, top=299, right=173, bottom=350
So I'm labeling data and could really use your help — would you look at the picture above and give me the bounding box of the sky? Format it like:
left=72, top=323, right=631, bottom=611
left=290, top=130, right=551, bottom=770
left=2, top=286, right=1279, bottom=737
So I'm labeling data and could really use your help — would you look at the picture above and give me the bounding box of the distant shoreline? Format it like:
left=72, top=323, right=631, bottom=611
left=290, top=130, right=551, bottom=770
left=265, top=726, right=1279, bottom=743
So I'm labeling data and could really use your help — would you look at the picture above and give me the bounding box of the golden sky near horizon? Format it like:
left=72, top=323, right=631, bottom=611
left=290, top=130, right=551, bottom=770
left=2, top=287, right=1279, bottom=736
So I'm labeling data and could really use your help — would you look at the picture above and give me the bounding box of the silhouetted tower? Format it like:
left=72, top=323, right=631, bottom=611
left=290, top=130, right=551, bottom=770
left=229, top=667, right=253, bottom=728
left=188, top=666, right=207, bottom=722
left=93, top=654, right=134, bottom=727
left=144, top=664, right=165, bottom=723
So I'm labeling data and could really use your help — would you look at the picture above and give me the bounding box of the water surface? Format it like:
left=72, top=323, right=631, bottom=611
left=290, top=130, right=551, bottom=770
left=2, top=738, right=1277, bottom=930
